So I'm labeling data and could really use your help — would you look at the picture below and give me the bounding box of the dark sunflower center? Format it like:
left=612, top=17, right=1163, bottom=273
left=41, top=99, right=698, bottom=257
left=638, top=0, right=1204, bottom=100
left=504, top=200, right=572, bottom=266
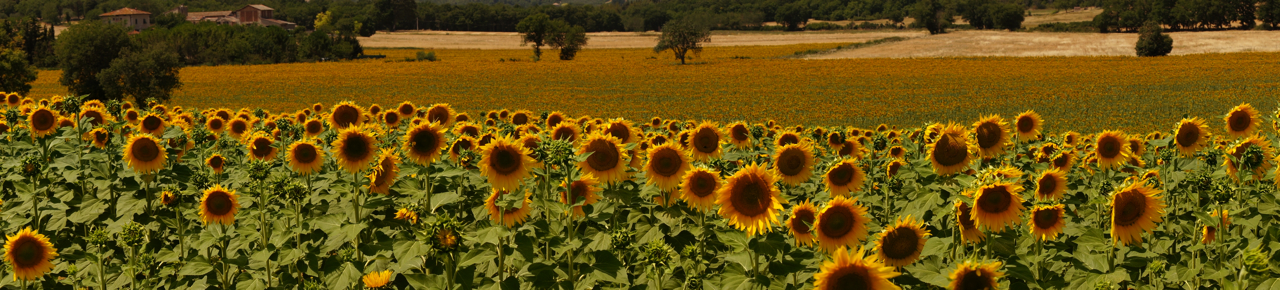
left=778, top=134, right=799, bottom=146
left=478, top=134, right=494, bottom=147
left=369, top=106, right=382, bottom=116
left=1176, top=123, right=1200, bottom=148
left=832, top=266, right=871, bottom=290
left=428, top=107, right=449, bottom=124
left=206, top=191, right=233, bottom=215
left=509, top=113, right=527, bottom=125
left=460, top=126, right=478, bottom=137
left=732, top=125, right=749, bottom=141
left=216, top=111, right=231, bottom=120
left=522, top=138, right=541, bottom=158
left=689, top=172, right=717, bottom=197
left=1038, top=176, right=1058, bottom=197
left=891, top=147, right=904, bottom=157
left=585, top=140, right=620, bottom=172
left=1128, top=140, right=1143, bottom=154
left=142, top=116, right=162, bottom=131
left=411, top=130, right=440, bottom=156
left=819, top=205, right=854, bottom=238
left=959, top=270, right=991, bottom=290
left=374, top=158, right=394, bottom=186
left=693, top=128, right=720, bottom=153
left=668, top=123, right=680, bottom=133
left=1017, top=116, right=1035, bottom=133
left=131, top=138, right=161, bottom=162
left=553, top=127, right=575, bottom=141
left=651, top=148, right=683, bottom=177
left=1042, top=145, right=1057, bottom=157
left=398, top=105, right=414, bottom=116
left=958, top=203, right=976, bottom=229
left=31, top=109, right=55, bottom=131
left=791, top=209, right=815, bottom=234
left=11, top=236, right=45, bottom=268
left=568, top=181, right=590, bottom=204
left=5, top=95, right=16, bottom=104
left=827, top=164, right=855, bottom=186
left=84, top=110, right=105, bottom=126
left=1033, top=208, right=1060, bottom=229
left=547, top=115, right=563, bottom=128
left=94, top=131, right=108, bottom=143
left=652, top=135, right=668, bottom=145
left=838, top=142, right=855, bottom=156
left=293, top=144, right=318, bottom=163
left=251, top=138, right=274, bottom=158
left=231, top=121, right=247, bottom=135
left=882, top=226, right=920, bottom=260
left=305, top=120, right=322, bottom=134
left=0, top=123, right=10, bottom=133
left=126, top=111, right=139, bottom=121
left=977, top=186, right=1012, bottom=214
left=210, top=156, right=224, bottom=169
left=1098, top=136, right=1122, bottom=159
left=933, top=134, right=968, bottom=167
left=1052, top=153, right=1070, bottom=168
left=489, top=145, right=522, bottom=175
left=1205, top=226, right=1216, bottom=237
left=342, top=134, right=372, bottom=162
left=730, top=176, right=770, bottom=217
left=887, top=162, right=902, bottom=177
left=776, top=148, right=806, bottom=177
left=452, top=140, right=473, bottom=155
left=1228, top=110, right=1251, bottom=132
left=384, top=113, right=399, bottom=124
left=333, top=106, right=360, bottom=128
left=1113, top=189, right=1147, bottom=226
left=209, top=119, right=224, bottom=131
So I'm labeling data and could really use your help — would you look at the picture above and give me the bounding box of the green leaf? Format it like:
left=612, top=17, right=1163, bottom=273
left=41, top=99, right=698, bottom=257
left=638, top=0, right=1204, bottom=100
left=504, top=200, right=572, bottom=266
left=430, top=192, right=462, bottom=212
left=179, top=261, right=214, bottom=276
left=458, top=246, right=497, bottom=268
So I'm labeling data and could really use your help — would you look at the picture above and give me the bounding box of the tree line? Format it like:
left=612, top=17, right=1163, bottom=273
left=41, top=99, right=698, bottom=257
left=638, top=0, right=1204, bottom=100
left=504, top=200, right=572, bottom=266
left=1095, top=0, right=1280, bottom=31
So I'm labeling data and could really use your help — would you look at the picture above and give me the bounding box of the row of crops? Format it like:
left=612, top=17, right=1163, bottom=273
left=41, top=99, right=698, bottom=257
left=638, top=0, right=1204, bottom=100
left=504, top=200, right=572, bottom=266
left=0, top=93, right=1278, bottom=289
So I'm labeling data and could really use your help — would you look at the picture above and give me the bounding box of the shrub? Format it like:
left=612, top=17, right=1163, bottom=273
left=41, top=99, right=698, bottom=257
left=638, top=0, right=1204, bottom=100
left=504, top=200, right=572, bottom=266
left=1135, top=21, right=1173, bottom=57
left=417, top=51, right=437, bottom=62
left=804, top=22, right=845, bottom=31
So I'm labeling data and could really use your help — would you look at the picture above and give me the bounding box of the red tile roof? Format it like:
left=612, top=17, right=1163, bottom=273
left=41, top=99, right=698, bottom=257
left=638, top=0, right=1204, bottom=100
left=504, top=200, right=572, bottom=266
left=101, top=7, right=151, bottom=16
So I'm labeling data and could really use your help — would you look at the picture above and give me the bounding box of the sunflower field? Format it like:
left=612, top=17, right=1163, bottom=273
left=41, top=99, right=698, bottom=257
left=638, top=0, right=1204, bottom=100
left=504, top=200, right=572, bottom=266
left=1, top=93, right=1280, bottom=290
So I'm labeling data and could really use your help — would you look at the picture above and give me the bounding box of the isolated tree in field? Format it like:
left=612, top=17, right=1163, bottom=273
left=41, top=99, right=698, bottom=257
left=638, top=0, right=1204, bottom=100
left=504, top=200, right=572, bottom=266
left=517, top=13, right=555, bottom=60
left=654, top=18, right=711, bottom=65
left=549, top=24, right=589, bottom=60
left=1135, top=21, right=1173, bottom=57
left=55, top=21, right=132, bottom=101
left=911, top=0, right=952, bottom=34
left=97, top=45, right=183, bottom=105
left=775, top=3, right=811, bottom=31
left=0, top=49, right=37, bottom=95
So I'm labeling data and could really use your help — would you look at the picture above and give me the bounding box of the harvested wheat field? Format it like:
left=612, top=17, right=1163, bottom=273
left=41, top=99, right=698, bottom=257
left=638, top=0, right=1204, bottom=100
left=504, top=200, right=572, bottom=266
left=809, top=30, right=1280, bottom=59
left=359, top=30, right=925, bottom=49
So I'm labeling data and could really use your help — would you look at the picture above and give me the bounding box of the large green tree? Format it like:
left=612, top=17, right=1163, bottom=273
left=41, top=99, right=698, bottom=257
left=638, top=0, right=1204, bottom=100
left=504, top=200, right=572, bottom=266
left=55, top=21, right=132, bottom=101
left=0, top=48, right=37, bottom=95
left=517, top=13, right=555, bottom=61
left=97, top=45, right=183, bottom=105
left=654, top=17, right=712, bottom=65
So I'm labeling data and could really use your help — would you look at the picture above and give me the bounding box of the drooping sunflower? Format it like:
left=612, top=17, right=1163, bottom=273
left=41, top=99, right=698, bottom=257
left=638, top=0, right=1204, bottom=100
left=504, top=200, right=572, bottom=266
left=4, top=227, right=59, bottom=281
left=368, top=150, right=400, bottom=195
left=123, top=109, right=141, bottom=124
left=727, top=122, right=752, bottom=148
left=876, top=215, right=930, bottom=267
left=837, top=140, right=864, bottom=159
left=245, top=131, right=277, bottom=161
left=688, top=122, right=723, bottom=161
left=1013, top=110, right=1042, bottom=142
left=680, top=167, right=722, bottom=211
left=560, top=173, right=601, bottom=218
left=286, top=140, right=324, bottom=175
left=1094, top=131, right=1130, bottom=170
left=824, top=158, right=866, bottom=197
left=1210, top=209, right=1230, bottom=228
left=449, top=136, right=477, bottom=164
left=425, top=103, right=455, bottom=126
left=160, top=191, right=177, bottom=206
left=1062, top=131, right=1081, bottom=147
left=518, top=134, right=544, bottom=169
left=485, top=188, right=533, bottom=228
left=551, top=122, right=581, bottom=143
left=395, top=101, right=416, bottom=118
left=1029, top=204, right=1066, bottom=241
left=787, top=200, right=819, bottom=247
left=971, top=182, right=1026, bottom=232
left=887, top=146, right=907, bottom=160
left=545, top=111, right=566, bottom=128
left=1050, top=150, right=1074, bottom=172
left=1034, top=168, right=1067, bottom=201
left=948, top=261, right=1004, bottom=290
left=601, top=118, right=639, bottom=143
left=1223, top=103, right=1259, bottom=138
left=123, top=133, right=166, bottom=174
left=479, top=135, right=534, bottom=191
left=644, top=143, right=691, bottom=191
left=813, top=247, right=901, bottom=290
left=578, top=133, right=629, bottom=184
left=814, top=196, right=871, bottom=251
left=1173, top=117, right=1209, bottom=157
left=775, top=132, right=801, bottom=147
left=955, top=201, right=985, bottom=244
left=1224, top=135, right=1273, bottom=180
left=1201, top=225, right=1217, bottom=244
left=78, top=106, right=112, bottom=127
left=88, top=128, right=110, bottom=149
left=885, top=159, right=906, bottom=179
left=361, top=270, right=393, bottom=288
left=206, top=153, right=226, bottom=174
left=331, top=127, right=379, bottom=173
left=972, top=115, right=1009, bottom=158
left=453, top=122, right=480, bottom=137
left=773, top=143, right=815, bottom=186
left=929, top=123, right=972, bottom=175
left=28, top=105, right=58, bottom=138
left=402, top=122, right=445, bottom=165
left=329, top=101, right=364, bottom=130
left=1110, top=182, right=1166, bottom=245
left=716, top=163, right=785, bottom=236
left=510, top=110, right=534, bottom=125
left=394, top=208, right=419, bottom=225
left=199, top=184, right=239, bottom=225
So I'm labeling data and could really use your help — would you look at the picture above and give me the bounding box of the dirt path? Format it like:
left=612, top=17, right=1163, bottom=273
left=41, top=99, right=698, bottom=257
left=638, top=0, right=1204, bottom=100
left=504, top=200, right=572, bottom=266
left=358, top=30, right=925, bottom=49
left=808, top=30, right=1280, bottom=59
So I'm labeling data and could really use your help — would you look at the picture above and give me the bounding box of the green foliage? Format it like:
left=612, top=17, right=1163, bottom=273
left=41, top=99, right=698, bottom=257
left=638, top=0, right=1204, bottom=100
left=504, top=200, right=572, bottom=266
left=55, top=20, right=133, bottom=102
left=134, top=22, right=301, bottom=66
left=417, top=51, right=438, bottom=62
left=804, top=21, right=845, bottom=30
left=911, top=0, right=952, bottom=34
left=549, top=24, right=589, bottom=61
left=0, top=17, right=57, bottom=68
left=775, top=3, right=812, bottom=31
left=1261, top=0, right=1280, bottom=29
left=0, top=48, right=37, bottom=95
left=654, top=17, right=712, bottom=65
left=1135, top=21, right=1173, bottom=56
left=96, top=45, right=183, bottom=105
left=962, top=0, right=1025, bottom=30
left=1028, top=21, right=1098, bottom=32
left=516, top=13, right=555, bottom=61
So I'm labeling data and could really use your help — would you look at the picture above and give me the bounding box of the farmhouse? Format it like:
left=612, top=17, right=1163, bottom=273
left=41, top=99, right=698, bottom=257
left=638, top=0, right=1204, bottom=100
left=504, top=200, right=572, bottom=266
left=100, top=8, right=152, bottom=32
left=169, top=4, right=296, bottom=30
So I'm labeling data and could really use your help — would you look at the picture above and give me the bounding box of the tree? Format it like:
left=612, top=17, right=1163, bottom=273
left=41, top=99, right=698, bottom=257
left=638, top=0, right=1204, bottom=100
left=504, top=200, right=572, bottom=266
left=517, top=13, right=554, bottom=61
left=549, top=24, right=588, bottom=60
left=654, top=17, right=711, bottom=65
left=55, top=21, right=132, bottom=101
left=911, top=0, right=952, bottom=34
left=96, top=45, right=183, bottom=105
left=0, top=49, right=37, bottom=95
left=1135, top=21, right=1173, bottom=56
left=775, top=3, right=811, bottom=31
left=990, top=3, right=1025, bottom=31
left=1260, top=0, right=1280, bottom=29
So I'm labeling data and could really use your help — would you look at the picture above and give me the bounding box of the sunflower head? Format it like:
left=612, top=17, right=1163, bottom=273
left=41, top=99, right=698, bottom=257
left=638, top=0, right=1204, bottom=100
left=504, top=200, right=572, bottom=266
left=361, top=270, right=393, bottom=288
left=1034, top=168, right=1067, bottom=201
left=929, top=123, right=972, bottom=175
left=246, top=131, right=277, bottom=161
left=403, top=122, right=446, bottom=165
left=1029, top=204, right=1066, bottom=241
left=560, top=173, right=602, bottom=218
left=948, top=261, right=1004, bottom=290
left=578, top=133, right=629, bottom=184
left=89, top=128, right=110, bottom=149
left=123, top=133, right=166, bottom=174
left=813, top=247, right=901, bottom=290
left=4, top=227, right=59, bottom=281
left=426, top=103, right=455, bottom=127
left=885, top=159, right=906, bottom=179
left=645, top=143, right=692, bottom=191
left=1225, top=135, right=1273, bottom=180
left=680, top=167, right=722, bottom=211
left=367, top=149, right=400, bottom=195
left=971, top=182, right=1026, bottom=232
left=688, top=122, right=723, bottom=161
left=716, top=163, right=785, bottom=236
left=1094, top=131, right=1131, bottom=170
left=228, top=118, right=250, bottom=140
left=786, top=200, right=819, bottom=247
left=138, top=112, right=167, bottom=135
left=972, top=115, right=1009, bottom=158
left=199, top=184, right=239, bottom=225
left=394, top=208, right=419, bottom=225
left=331, top=126, right=379, bottom=173
left=1174, top=117, right=1209, bottom=156
left=1224, top=103, right=1259, bottom=138
left=876, top=215, right=930, bottom=268
left=954, top=200, right=985, bottom=244
left=79, top=106, right=112, bottom=127
left=479, top=135, right=534, bottom=191
left=773, top=143, right=815, bottom=186
left=814, top=196, right=871, bottom=251
left=1014, top=110, right=1042, bottom=142
left=551, top=122, right=580, bottom=143
left=776, top=132, right=801, bottom=147
left=727, top=122, right=752, bottom=148
left=328, top=101, right=364, bottom=130
left=206, top=153, right=227, bottom=174
left=449, top=136, right=477, bottom=164
left=28, top=105, right=58, bottom=138
left=485, top=188, right=534, bottom=228
left=1110, top=182, right=1166, bottom=245
left=287, top=140, right=325, bottom=175
left=824, top=158, right=866, bottom=197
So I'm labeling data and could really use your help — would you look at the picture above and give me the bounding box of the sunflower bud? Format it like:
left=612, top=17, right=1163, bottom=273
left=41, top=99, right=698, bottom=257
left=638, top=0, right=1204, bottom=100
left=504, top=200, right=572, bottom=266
left=641, top=240, right=672, bottom=266
left=119, top=222, right=147, bottom=248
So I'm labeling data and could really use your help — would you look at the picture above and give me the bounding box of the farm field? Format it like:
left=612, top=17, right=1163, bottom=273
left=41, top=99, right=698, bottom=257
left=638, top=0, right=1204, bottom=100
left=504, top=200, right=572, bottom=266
left=810, top=30, right=1280, bottom=58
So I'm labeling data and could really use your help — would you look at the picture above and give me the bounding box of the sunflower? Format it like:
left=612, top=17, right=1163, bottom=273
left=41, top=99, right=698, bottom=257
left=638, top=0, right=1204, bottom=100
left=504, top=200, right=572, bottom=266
left=138, top=112, right=167, bottom=135
left=551, top=122, right=581, bottom=143
left=123, top=133, right=166, bottom=174
left=716, top=163, right=785, bottom=236
left=453, top=122, right=480, bottom=137
left=876, top=216, right=930, bottom=267
left=972, top=115, right=1009, bottom=158
left=479, top=135, right=534, bottom=191
left=381, top=112, right=401, bottom=128
left=1014, top=110, right=1042, bottom=142
left=302, top=118, right=324, bottom=138
left=205, top=116, right=228, bottom=134
left=368, top=150, right=400, bottom=195
left=160, top=191, right=177, bottom=206
left=3, top=93, right=18, bottom=107
left=361, top=270, right=393, bottom=288
left=727, top=122, right=752, bottom=148
left=929, top=123, right=972, bottom=175
left=578, top=133, right=629, bottom=183
left=4, top=227, right=59, bottom=281
left=206, top=154, right=227, bottom=174
left=885, top=146, right=906, bottom=160
left=1110, top=182, right=1166, bottom=245
left=88, top=128, right=110, bottom=149
left=228, top=118, right=250, bottom=140
left=123, top=109, right=140, bottom=124
left=813, top=247, right=901, bottom=290
left=1210, top=209, right=1230, bottom=228
left=560, top=173, right=601, bottom=218
left=1225, top=135, right=1273, bottom=180
left=286, top=140, right=324, bottom=175
left=425, top=103, right=455, bottom=126
left=638, top=143, right=691, bottom=192
left=1094, top=131, right=1130, bottom=170
left=328, top=101, right=364, bottom=130
left=510, top=110, right=533, bottom=125
left=814, top=196, right=872, bottom=251
left=199, top=184, right=239, bottom=225
left=485, top=188, right=533, bottom=228
left=776, top=132, right=801, bottom=147
left=786, top=200, right=819, bottom=247
left=601, top=118, right=638, bottom=143
left=545, top=111, right=566, bottom=128
left=824, top=159, right=866, bottom=197
left=449, top=136, right=477, bottom=164
left=394, top=208, right=419, bottom=225
left=688, top=122, right=723, bottom=161
left=245, top=131, right=277, bottom=161
left=28, top=105, right=58, bottom=138
left=403, top=122, right=446, bottom=165
left=1173, top=117, right=1209, bottom=157
left=1034, top=168, right=1067, bottom=201
left=885, top=159, right=906, bottom=179
left=680, top=167, right=722, bottom=211
left=1223, top=103, right=1259, bottom=138
left=837, top=140, right=864, bottom=159
left=954, top=201, right=985, bottom=244
left=971, top=182, right=1026, bottom=232
left=773, top=143, right=815, bottom=186
left=1062, top=131, right=1081, bottom=147
left=79, top=106, right=112, bottom=127
left=948, top=261, right=1004, bottom=290
left=1029, top=204, right=1065, bottom=241
left=1050, top=150, right=1074, bottom=172
left=518, top=134, right=544, bottom=168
